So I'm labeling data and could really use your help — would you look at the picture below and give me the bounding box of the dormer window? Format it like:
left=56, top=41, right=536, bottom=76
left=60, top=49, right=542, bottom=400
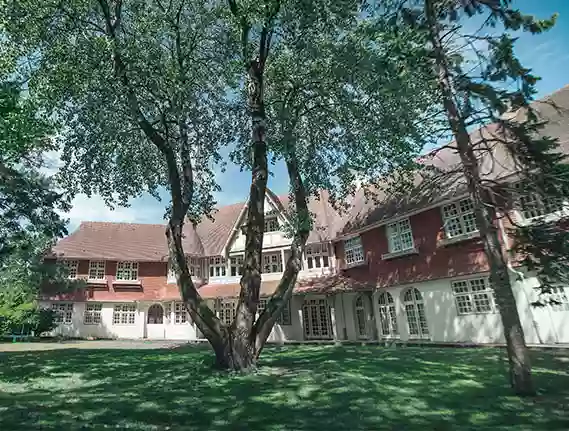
left=209, top=257, right=226, bottom=277
left=514, top=182, right=564, bottom=220
left=116, top=261, right=138, bottom=281
left=305, top=244, right=330, bottom=269
left=230, top=256, right=244, bottom=276
left=63, top=260, right=79, bottom=279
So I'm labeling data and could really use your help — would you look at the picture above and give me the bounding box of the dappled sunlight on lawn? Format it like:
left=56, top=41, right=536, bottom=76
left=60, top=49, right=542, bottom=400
left=0, top=345, right=568, bottom=430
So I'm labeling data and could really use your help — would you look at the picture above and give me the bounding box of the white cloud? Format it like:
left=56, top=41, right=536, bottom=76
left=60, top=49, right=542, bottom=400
left=61, top=194, right=141, bottom=231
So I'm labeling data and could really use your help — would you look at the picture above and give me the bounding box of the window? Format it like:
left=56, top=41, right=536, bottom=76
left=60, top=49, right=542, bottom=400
left=83, top=303, right=102, bottom=325
left=209, top=257, right=226, bottom=277
left=514, top=183, right=564, bottom=220
left=174, top=302, right=190, bottom=324
left=442, top=198, right=478, bottom=238
left=216, top=299, right=237, bottom=326
left=113, top=304, right=136, bottom=325
left=52, top=303, right=73, bottom=324
left=354, top=295, right=370, bottom=339
left=302, top=298, right=332, bottom=339
left=230, top=256, right=244, bottom=276
left=344, top=236, right=364, bottom=266
left=452, top=278, right=495, bottom=314
left=64, top=260, right=79, bottom=279
left=257, top=298, right=292, bottom=325
left=403, top=288, right=429, bottom=338
left=88, top=261, right=105, bottom=280
left=386, top=219, right=414, bottom=253
left=378, top=292, right=398, bottom=337
left=116, top=261, right=138, bottom=281
left=305, top=244, right=330, bottom=269
left=264, top=215, right=279, bottom=232
left=262, top=252, right=283, bottom=273
left=189, top=257, right=202, bottom=278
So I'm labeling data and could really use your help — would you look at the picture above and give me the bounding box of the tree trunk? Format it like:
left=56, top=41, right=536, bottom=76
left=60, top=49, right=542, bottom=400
left=424, top=0, right=535, bottom=396
left=230, top=59, right=269, bottom=370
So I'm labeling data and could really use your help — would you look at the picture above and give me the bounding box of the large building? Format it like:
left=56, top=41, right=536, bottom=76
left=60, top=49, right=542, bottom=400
left=42, top=86, right=569, bottom=344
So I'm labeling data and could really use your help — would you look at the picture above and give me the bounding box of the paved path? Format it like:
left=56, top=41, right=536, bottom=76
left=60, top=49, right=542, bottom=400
left=0, top=339, right=192, bottom=352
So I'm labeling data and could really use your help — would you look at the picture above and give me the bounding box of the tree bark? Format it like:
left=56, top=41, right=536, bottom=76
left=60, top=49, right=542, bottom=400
left=424, top=0, right=535, bottom=396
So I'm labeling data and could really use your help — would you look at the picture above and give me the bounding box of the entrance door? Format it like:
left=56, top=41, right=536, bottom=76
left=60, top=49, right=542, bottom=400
left=146, top=304, right=165, bottom=339
left=302, top=298, right=332, bottom=340
left=402, top=288, right=429, bottom=339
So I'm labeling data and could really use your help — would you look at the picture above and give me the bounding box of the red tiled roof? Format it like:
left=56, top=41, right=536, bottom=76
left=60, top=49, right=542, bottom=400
left=197, top=274, right=374, bottom=298
left=341, top=85, right=569, bottom=236
left=51, top=222, right=169, bottom=261
left=52, top=190, right=343, bottom=260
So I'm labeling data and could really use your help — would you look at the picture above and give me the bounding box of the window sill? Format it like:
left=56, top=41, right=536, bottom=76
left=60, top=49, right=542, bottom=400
left=517, top=210, right=567, bottom=226
left=439, top=231, right=480, bottom=247
left=456, top=310, right=497, bottom=316
left=113, top=279, right=141, bottom=285
left=343, top=260, right=366, bottom=270
left=87, top=279, right=107, bottom=285
left=382, top=248, right=418, bottom=260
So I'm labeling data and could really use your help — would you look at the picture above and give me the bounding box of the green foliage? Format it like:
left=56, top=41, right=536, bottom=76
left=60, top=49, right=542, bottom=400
left=0, top=82, right=69, bottom=261
left=3, top=0, right=236, bottom=221
left=400, top=0, right=568, bottom=295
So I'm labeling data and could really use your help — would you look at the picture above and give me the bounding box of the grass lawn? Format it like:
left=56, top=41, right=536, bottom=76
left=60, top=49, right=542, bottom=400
left=0, top=344, right=568, bottom=430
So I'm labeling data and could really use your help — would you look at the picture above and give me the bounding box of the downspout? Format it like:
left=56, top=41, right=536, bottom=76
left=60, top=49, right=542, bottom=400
left=494, top=206, right=547, bottom=344
left=341, top=291, right=348, bottom=340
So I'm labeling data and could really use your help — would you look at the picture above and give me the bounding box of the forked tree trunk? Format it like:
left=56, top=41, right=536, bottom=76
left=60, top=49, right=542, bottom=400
left=424, top=0, right=535, bottom=396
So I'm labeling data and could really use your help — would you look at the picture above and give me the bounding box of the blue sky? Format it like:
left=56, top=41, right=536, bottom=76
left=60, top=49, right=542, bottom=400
left=62, top=0, right=569, bottom=230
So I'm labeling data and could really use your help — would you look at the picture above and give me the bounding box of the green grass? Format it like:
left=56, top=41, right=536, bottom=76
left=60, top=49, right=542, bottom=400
left=0, top=345, right=568, bottom=430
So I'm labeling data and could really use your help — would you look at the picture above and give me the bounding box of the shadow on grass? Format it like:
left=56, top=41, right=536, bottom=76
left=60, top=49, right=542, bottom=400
left=0, top=345, right=568, bottom=430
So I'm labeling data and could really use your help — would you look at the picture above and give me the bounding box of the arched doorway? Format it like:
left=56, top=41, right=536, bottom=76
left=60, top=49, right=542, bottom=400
left=146, top=304, right=165, bottom=339
left=378, top=292, right=398, bottom=337
left=354, top=294, right=374, bottom=339
left=147, top=304, right=164, bottom=324
left=402, top=288, right=429, bottom=339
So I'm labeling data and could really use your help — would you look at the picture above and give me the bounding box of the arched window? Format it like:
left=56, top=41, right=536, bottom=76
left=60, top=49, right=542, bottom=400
left=354, top=295, right=368, bottom=339
left=378, top=292, right=398, bottom=337
left=147, top=304, right=164, bottom=324
left=402, top=288, right=429, bottom=338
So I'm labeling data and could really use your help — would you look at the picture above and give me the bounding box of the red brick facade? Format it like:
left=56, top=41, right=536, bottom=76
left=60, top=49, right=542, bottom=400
left=46, top=260, right=182, bottom=302
left=336, top=207, right=489, bottom=288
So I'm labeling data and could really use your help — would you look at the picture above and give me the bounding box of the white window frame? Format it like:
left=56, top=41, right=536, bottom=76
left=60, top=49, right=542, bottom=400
left=386, top=218, right=414, bottom=253
left=344, top=236, right=364, bottom=266
left=378, top=292, right=399, bottom=337
left=257, top=297, right=292, bottom=325
left=51, top=303, right=74, bottom=324
left=188, top=257, right=202, bottom=278
left=216, top=299, right=237, bottom=326
left=230, top=255, right=244, bottom=277
left=514, top=182, right=565, bottom=222
left=302, top=298, right=332, bottom=339
left=112, top=304, right=136, bottom=325
left=84, top=303, right=102, bottom=325
left=451, top=278, right=496, bottom=315
left=264, top=215, right=280, bottom=233
left=442, top=198, right=478, bottom=239
left=305, top=243, right=330, bottom=270
left=209, top=257, right=226, bottom=278
left=64, top=260, right=79, bottom=279
left=116, top=261, right=139, bottom=281
left=262, top=252, right=283, bottom=274
left=544, top=286, right=569, bottom=312
left=403, top=288, right=429, bottom=339
left=88, top=261, right=106, bottom=281
left=173, top=302, right=190, bottom=324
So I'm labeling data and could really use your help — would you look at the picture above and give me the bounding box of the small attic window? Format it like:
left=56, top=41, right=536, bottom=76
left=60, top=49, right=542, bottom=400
left=264, top=213, right=279, bottom=233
